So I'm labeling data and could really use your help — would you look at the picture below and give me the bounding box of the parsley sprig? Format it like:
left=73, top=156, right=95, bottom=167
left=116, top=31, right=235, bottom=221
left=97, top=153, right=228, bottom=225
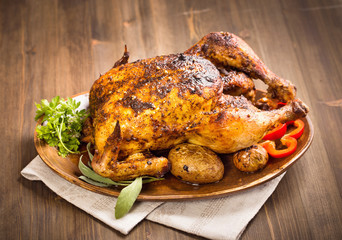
left=35, top=96, right=89, bottom=157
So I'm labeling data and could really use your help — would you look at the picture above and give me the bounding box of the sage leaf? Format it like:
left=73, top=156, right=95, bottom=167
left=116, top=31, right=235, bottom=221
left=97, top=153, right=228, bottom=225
left=142, top=176, right=164, bottom=184
left=86, top=142, right=93, bottom=162
left=115, top=177, right=142, bottom=219
left=78, top=176, right=111, bottom=187
left=86, top=142, right=93, bottom=167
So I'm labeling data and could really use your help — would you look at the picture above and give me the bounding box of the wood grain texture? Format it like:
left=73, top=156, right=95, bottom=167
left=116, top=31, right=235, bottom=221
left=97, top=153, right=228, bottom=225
left=1, top=0, right=341, bottom=239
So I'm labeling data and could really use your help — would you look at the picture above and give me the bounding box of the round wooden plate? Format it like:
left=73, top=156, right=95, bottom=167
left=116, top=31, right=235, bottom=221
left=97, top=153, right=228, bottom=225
left=34, top=91, right=314, bottom=201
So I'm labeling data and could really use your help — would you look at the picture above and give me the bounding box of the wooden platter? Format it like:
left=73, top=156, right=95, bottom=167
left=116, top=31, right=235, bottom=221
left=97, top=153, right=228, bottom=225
left=34, top=92, right=314, bottom=201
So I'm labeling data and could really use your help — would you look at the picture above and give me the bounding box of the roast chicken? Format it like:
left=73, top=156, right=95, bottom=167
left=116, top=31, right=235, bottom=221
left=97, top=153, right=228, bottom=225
left=83, top=32, right=308, bottom=181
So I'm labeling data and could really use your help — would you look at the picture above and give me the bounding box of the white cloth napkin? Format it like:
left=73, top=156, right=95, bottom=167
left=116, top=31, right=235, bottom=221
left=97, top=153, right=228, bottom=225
left=21, top=156, right=284, bottom=240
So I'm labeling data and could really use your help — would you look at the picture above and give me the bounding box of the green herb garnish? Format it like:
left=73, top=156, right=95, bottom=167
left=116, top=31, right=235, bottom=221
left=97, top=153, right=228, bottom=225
left=35, top=96, right=89, bottom=157
left=79, top=143, right=163, bottom=219
left=115, top=177, right=142, bottom=219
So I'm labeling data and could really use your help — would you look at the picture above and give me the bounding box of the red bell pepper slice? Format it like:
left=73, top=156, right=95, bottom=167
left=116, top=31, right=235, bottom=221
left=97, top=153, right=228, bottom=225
left=286, top=119, right=305, bottom=139
left=260, top=136, right=297, bottom=158
left=277, top=102, right=287, bottom=108
left=262, top=123, right=287, bottom=141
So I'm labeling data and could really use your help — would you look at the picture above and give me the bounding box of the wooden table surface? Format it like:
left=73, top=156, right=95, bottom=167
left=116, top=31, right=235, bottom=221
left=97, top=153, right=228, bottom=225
left=1, top=0, right=341, bottom=239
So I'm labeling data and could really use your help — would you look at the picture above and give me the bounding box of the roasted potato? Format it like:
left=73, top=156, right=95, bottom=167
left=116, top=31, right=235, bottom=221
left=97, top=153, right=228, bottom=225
left=233, top=144, right=268, bottom=172
left=168, top=143, right=224, bottom=184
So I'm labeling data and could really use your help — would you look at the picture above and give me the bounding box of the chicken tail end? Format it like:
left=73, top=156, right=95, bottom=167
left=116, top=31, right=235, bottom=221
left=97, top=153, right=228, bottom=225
left=113, top=45, right=130, bottom=68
